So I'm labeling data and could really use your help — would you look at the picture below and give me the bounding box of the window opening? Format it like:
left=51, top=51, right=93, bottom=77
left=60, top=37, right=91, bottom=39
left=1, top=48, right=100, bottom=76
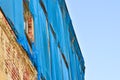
left=23, top=0, right=34, bottom=42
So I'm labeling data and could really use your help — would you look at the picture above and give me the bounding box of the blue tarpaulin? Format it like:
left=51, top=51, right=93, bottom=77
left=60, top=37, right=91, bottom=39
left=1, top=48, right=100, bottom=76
left=0, top=0, right=85, bottom=80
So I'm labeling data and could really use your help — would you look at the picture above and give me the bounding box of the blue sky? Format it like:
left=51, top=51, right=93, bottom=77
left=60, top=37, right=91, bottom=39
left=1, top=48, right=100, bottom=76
left=65, top=0, right=120, bottom=80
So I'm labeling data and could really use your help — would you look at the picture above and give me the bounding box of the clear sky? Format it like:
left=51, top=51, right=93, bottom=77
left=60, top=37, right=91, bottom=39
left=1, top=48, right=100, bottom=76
left=65, top=0, right=120, bottom=80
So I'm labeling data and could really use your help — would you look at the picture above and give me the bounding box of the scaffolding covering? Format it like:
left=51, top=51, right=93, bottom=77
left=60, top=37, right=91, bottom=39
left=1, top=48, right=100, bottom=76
left=0, top=0, right=85, bottom=80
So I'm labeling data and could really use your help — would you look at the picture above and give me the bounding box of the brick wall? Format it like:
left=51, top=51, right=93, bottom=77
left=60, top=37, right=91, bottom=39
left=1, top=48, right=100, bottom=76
left=0, top=10, right=37, bottom=80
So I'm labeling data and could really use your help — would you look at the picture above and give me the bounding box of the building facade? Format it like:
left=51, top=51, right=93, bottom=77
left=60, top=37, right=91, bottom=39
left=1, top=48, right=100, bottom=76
left=0, top=8, right=37, bottom=80
left=0, top=0, right=85, bottom=80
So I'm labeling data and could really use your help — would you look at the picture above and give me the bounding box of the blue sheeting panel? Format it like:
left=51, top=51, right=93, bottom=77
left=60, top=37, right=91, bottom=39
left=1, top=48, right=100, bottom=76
left=49, top=29, right=64, bottom=80
left=0, top=0, right=85, bottom=80
left=29, top=0, right=44, bottom=79
left=47, top=1, right=71, bottom=76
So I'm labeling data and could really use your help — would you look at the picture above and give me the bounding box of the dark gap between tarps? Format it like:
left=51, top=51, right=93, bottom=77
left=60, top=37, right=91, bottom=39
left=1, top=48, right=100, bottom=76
left=49, top=24, right=56, bottom=40
left=39, top=0, right=47, bottom=17
left=57, top=41, right=69, bottom=69
left=61, top=52, right=69, bottom=69
left=41, top=73, right=46, bottom=80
